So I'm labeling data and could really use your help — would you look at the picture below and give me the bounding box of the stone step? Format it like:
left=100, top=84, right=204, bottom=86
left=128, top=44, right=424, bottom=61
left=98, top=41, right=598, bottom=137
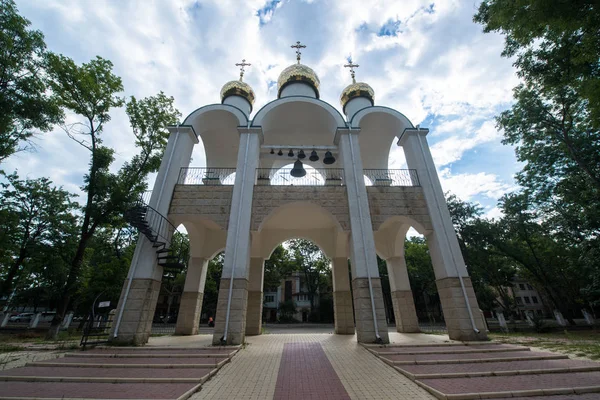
left=65, top=352, right=230, bottom=358
left=0, top=381, right=200, bottom=399
left=505, top=394, right=600, bottom=400
left=380, top=350, right=568, bottom=365
left=396, top=358, right=600, bottom=379
left=416, top=371, right=600, bottom=400
left=372, top=343, right=528, bottom=356
left=0, top=366, right=215, bottom=384
left=30, top=356, right=228, bottom=369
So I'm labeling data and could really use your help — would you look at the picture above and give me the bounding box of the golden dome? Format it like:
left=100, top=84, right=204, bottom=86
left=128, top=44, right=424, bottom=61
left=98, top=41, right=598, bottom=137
left=220, top=80, right=255, bottom=110
left=277, top=64, right=320, bottom=98
left=340, top=81, right=374, bottom=112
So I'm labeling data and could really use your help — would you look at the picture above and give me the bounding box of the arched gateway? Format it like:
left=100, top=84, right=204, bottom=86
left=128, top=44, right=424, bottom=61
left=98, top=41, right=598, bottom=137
left=110, top=46, right=488, bottom=346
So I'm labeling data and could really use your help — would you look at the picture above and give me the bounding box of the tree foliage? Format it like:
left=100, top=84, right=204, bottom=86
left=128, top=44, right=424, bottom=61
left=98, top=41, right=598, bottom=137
left=0, top=0, right=62, bottom=164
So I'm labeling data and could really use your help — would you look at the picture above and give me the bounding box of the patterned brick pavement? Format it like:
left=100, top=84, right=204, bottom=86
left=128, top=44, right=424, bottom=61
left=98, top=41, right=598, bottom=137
left=274, top=342, right=350, bottom=400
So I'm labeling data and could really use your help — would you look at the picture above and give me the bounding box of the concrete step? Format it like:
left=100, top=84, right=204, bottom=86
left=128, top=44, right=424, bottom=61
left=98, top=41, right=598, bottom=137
left=416, top=371, right=600, bottom=400
left=0, top=366, right=215, bottom=383
left=371, top=343, right=529, bottom=356
left=30, top=356, right=228, bottom=369
left=0, top=381, right=200, bottom=399
left=396, top=358, right=600, bottom=379
left=65, top=352, right=231, bottom=358
left=380, top=350, right=568, bottom=365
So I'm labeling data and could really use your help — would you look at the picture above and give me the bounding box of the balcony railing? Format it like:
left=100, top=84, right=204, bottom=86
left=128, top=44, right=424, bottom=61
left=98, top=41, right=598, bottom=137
left=256, top=168, right=345, bottom=186
left=364, top=169, right=420, bottom=187
left=178, top=167, right=236, bottom=185
left=176, top=167, right=419, bottom=187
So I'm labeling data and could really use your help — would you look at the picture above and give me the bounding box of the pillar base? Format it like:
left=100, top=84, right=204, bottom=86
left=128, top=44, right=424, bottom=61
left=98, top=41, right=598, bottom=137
left=352, top=278, right=389, bottom=343
left=175, top=291, right=204, bottom=335
left=436, top=277, right=488, bottom=341
left=246, top=291, right=263, bottom=336
left=391, top=290, right=420, bottom=333
left=333, top=291, right=355, bottom=334
left=212, top=278, right=248, bottom=345
left=110, top=278, right=161, bottom=346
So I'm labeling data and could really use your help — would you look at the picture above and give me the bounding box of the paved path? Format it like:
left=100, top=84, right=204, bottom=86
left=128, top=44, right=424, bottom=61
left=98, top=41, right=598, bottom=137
left=196, top=332, right=441, bottom=399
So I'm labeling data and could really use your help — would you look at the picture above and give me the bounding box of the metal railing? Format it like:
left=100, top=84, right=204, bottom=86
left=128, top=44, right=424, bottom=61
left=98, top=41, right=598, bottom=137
left=256, top=168, right=345, bottom=186
left=363, top=169, right=420, bottom=187
left=178, top=167, right=236, bottom=185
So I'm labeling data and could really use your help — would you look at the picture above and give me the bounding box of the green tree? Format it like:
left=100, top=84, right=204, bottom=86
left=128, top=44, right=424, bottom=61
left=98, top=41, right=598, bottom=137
left=404, top=237, right=440, bottom=321
left=0, top=0, right=62, bottom=164
left=263, top=245, right=294, bottom=291
left=45, top=54, right=181, bottom=338
left=288, top=239, right=330, bottom=316
left=0, top=174, right=77, bottom=299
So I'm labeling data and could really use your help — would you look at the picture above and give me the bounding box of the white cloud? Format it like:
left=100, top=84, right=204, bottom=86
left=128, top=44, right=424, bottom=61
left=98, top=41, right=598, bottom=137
left=7, top=0, right=519, bottom=210
left=439, top=168, right=515, bottom=201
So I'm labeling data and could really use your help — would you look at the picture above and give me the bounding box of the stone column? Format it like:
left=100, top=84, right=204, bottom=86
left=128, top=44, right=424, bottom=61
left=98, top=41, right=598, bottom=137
left=175, top=257, right=208, bottom=335
left=246, top=258, right=264, bottom=335
left=111, top=126, right=198, bottom=345
left=332, top=257, right=354, bottom=334
left=213, top=128, right=261, bottom=345
left=386, top=257, right=419, bottom=333
left=400, top=128, right=487, bottom=341
left=338, top=129, right=389, bottom=343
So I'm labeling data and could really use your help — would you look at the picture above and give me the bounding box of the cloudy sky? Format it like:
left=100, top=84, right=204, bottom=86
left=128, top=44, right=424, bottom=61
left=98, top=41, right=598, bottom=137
left=8, top=0, right=520, bottom=218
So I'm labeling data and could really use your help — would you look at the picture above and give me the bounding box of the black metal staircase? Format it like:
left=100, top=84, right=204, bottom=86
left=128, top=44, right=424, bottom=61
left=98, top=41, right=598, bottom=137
left=123, top=200, right=187, bottom=280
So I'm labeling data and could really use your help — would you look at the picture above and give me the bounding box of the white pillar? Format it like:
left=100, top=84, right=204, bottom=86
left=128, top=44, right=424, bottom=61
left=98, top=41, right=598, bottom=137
left=213, top=127, right=262, bottom=345
left=0, top=313, right=9, bottom=327
left=112, top=126, right=199, bottom=345
left=60, top=312, right=74, bottom=330
left=175, top=257, right=208, bottom=335
left=386, top=257, right=420, bottom=333
left=29, top=313, right=42, bottom=328
left=399, top=128, right=487, bottom=341
left=338, top=129, right=388, bottom=343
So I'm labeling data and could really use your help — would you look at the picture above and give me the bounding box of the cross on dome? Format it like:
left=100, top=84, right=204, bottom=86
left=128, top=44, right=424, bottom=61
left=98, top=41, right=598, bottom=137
left=344, top=58, right=359, bottom=84
left=291, top=41, right=306, bottom=64
left=235, top=59, right=251, bottom=81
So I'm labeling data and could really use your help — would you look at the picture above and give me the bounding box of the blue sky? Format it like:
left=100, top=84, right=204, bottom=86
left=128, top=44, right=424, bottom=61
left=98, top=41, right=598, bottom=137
left=8, top=0, right=521, bottom=218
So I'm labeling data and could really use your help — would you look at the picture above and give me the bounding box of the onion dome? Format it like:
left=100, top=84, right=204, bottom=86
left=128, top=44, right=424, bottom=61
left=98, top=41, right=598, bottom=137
left=277, top=63, right=320, bottom=98
left=220, top=80, right=255, bottom=111
left=340, top=81, right=374, bottom=112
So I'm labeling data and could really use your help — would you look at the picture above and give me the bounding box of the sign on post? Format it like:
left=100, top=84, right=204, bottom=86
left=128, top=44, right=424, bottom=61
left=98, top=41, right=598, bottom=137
left=98, top=301, right=111, bottom=308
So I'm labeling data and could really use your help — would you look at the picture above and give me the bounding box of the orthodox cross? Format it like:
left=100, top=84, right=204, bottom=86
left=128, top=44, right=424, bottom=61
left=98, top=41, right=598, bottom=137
left=291, top=41, right=306, bottom=64
left=235, top=59, right=251, bottom=81
left=344, top=58, right=359, bottom=83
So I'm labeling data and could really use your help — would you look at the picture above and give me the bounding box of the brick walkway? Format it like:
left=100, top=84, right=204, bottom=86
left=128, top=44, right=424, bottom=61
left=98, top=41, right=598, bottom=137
left=274, top=342, right=350, bottom=400
left=367, top=343, right=600, bottom=399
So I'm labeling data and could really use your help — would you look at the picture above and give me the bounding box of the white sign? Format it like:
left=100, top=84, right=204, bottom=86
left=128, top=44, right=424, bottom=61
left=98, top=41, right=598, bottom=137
left=98, top=301, right=111, bottom=308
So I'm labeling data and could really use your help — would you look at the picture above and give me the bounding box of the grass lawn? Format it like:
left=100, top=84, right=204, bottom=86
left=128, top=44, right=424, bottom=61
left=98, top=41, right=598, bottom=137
left=490, top=329, right=600, bottom=360
left=0, top=330, right=80, bottom=347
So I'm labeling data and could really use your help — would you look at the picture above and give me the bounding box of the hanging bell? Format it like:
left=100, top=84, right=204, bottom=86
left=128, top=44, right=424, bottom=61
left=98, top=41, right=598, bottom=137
left=290, top=159, right=306, bottom=177
left=270, top=148, right=275, bottom=154
left=278, top=149, right=283, bottom=156
left=298, top=149, right=306, bottom=159
left=309, top=150, right=319, bottom=162
left=288, top=149, right=294, bottom=157
left=323, top=151, right=336, bottom=165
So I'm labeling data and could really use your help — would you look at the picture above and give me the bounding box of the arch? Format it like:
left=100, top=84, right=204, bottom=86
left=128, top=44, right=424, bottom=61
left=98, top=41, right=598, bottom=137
left=263, top=233, right=335, bottom=260
left=252, top=96, right=346, bottom=127
left=183, top=103, right=248, bottom=127
left=257, top=200, right=345, bottom=233
left=374, top=215, right=430, bottom=260
left=349, top=106, right=415, bottom=129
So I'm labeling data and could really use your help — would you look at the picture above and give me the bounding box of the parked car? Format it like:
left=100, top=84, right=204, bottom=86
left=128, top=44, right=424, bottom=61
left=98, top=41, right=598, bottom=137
left=9, top=313, right=34, bottom=322
left=40, top=312, right=56, bottom=322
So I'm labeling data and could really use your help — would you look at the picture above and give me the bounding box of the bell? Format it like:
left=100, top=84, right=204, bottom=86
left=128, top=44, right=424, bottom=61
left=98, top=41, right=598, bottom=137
left=270, top=148, right=275, bottom=154
left=298, top=150, right=306, bottom=159
left=278, top=149, right=283, bottom=156
left=309, top=150, right=319, bottom=162
left=290, top=159, right=306, bottom=177
left=323, top=151, right=336, bottom=165
left=288, top=149, right=294, bottom=157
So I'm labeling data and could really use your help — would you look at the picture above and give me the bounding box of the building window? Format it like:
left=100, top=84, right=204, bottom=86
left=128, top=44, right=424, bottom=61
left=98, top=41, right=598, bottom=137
left=516, top=297, right=523, bottom=305
left=532, top=296, right=538, bottom=304
left=527, top=284, right=533, bottom=290
left=265, top=295, right=274, bottom=303
left=524, top=297, right=531, bottom=304
left=519, top=284, right=526, bottom=290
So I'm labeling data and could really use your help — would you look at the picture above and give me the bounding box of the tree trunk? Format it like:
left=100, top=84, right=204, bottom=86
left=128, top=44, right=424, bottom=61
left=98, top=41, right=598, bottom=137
left=0, top=252, right=26, bottom=297
left=46, top=234, right=90, bottom=340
